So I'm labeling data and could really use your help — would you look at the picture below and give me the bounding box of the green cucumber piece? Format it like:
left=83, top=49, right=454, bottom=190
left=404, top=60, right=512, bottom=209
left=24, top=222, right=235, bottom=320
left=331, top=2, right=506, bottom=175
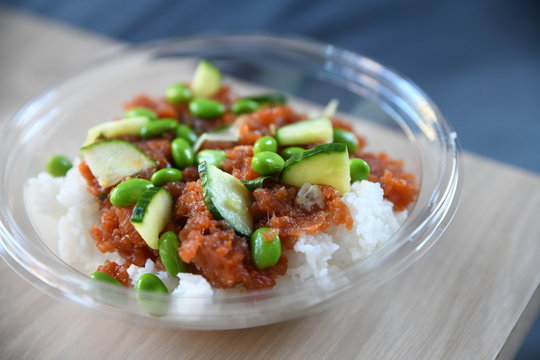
left=131, top=187, right=173, bottom=250
left=196, top=149, right=227, bottom=168
left=241, top=176, right=277, bottom=190
left=83, top=117, right=150, bottom=146
left=280, top=143, right=351, bottom=195
left=275, top=117, right=333, bottom=146
left=199, top=161, right=253, bottom=236
left=191, top=60, right=222, bottom=97
left=81, top=140, right=157, bottom=188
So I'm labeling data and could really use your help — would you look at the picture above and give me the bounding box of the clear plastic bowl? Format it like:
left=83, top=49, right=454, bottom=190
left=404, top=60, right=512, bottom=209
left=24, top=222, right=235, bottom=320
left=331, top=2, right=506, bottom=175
left=0, top=35, right=461, bottom=329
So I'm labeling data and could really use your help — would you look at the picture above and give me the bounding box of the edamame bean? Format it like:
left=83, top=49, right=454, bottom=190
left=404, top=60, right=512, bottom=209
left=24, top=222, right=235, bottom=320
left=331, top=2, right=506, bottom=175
left=87, top=271, right=127, bottom=304
left=135, top=273, right=169, bottom=316
left=333, top=129, right=359, bottom=154
left=350, top=158, right=370, bottom=183
left=125, top=107, right=157, bottom=121
left=196, top=149, right=227, bottom=168
left=253, top=136, right=278, bottom=154
left=46, top=155, right=72, bottom=177
left=176, top=124, right=198, bottom=145
left=189, top=98, right=225, bottom=118
left=110, top=179, right=153, bottom=207
left=135, top=273, right=168, bottom=294
left=232, top=98, right=260, bottom=114
left=158, top=232, right=187, bottom=276
left=90, top=271, right=122, bottom=286
left=251, top=151, right=285, bottom=175
left=248, top=93, right=286, bottom=105
left=140, top=119, right=178, bottom=138
left=165, top=83, right=193, bottom=104
left=281, top=147, right=304, bottom=160
left=151, top=168, right=183, bottom=186
left=171, top=138, right=194, bottom=169
left=250, top=228, right=281, bottom=270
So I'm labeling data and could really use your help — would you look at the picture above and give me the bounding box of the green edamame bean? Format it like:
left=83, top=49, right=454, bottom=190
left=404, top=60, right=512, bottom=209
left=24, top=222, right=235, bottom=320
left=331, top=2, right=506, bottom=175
left=151, top=168, right=183, bottom=186
left=333, top=129, right=359, bottom=154
left=196, top=149, right=227, bottom=168
left=176, top=124, right=198, bottom=145
left=90, top=271, right=123, bottom=286
left=171, top=138, right=194, bottom=169
left=159, top=232, right=187, bottom=277
left=253, top=136, right=278, bottom=154
left=87, top=271, right=127, bottom=304
left=46, top=155, right=72, bottom=177
left=135, top=273, right=169, bottom=317
left=110, top=178, right=153, bottom=207
left=350, top=158, right=370, bottom=183
left=165, top=83, right=193, bottom=104
left=140, top=119, right=178, bottom=138
left=281, top=147, right=304, bottom=160
left=135, top=273, right=168, bottom=294
left=250, top=228, right=281, bottom=270
left=251, top=151, right=285, bottom=175
left=248, top=93, right=286, bottom=105
left=232, top=98, right=260, bottom=115
left=189, top=98, right=225, bottom=119
left=125, top=107, right=157, bottom=121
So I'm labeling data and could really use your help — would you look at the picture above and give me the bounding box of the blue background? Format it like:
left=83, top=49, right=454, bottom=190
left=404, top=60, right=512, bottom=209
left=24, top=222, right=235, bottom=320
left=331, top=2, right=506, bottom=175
left=2, top=0, right=539, bottom=173
left=2, top=0, right=539, bottom=357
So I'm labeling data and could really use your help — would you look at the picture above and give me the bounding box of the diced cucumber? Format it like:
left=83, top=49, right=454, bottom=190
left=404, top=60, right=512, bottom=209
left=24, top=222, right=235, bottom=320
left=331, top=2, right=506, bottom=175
left=199, top=161, right=253, bottom=237
left=81, top=140, right=157, bottom=188
left=280, top=143, right=351, bottom=195
left=83, top=117, right=150, bottom=146
left=191, top=60, right=222, bottom=98
left=241, top=176, right=277, bottom=190
left=275, top=117, right=333, bottom=146
left=131, top=187, right=173, bottom=250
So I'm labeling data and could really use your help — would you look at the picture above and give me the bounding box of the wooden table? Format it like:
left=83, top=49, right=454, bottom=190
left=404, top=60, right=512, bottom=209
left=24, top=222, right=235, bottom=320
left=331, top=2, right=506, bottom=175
left=1, top=7, right=539, bottom=359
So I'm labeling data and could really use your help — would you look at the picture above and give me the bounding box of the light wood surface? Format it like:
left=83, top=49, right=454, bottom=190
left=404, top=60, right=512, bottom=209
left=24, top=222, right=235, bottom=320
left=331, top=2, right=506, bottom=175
left=1, top=7, right=539, bottom=360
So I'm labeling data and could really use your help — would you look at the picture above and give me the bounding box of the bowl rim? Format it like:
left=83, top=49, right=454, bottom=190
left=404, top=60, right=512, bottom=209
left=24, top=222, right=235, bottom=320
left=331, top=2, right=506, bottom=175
left=0, top=33, right=462, bottom=322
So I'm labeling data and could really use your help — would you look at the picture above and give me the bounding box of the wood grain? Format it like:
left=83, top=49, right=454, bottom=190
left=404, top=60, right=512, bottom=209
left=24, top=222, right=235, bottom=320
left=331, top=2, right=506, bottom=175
left=0, top=7, right=539, bottom=360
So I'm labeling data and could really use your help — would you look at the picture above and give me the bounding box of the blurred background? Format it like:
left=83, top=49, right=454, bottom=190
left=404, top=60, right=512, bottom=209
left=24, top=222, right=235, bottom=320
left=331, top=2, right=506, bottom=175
left=2, top=0, right=539, bottom=173
left=1, top=0, right=539, bottom=357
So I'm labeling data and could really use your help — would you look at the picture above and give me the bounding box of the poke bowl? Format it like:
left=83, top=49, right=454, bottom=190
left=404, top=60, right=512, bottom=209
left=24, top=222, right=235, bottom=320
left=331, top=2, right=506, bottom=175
left=0, top=35, right=461, bottom=330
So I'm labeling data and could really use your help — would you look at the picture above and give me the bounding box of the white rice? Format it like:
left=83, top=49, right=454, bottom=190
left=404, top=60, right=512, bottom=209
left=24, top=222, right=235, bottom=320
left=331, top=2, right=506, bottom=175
left=25, top=167, right=121, bottom=274
left=26, top=172, right=65, bottom=218
left=286, top=181, right=404, bottom=281
left=125, top=258, right=214, bottom=296
left=172, top=273, right=214, bottom=298
left=25, top=169, right=405, bottom=296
